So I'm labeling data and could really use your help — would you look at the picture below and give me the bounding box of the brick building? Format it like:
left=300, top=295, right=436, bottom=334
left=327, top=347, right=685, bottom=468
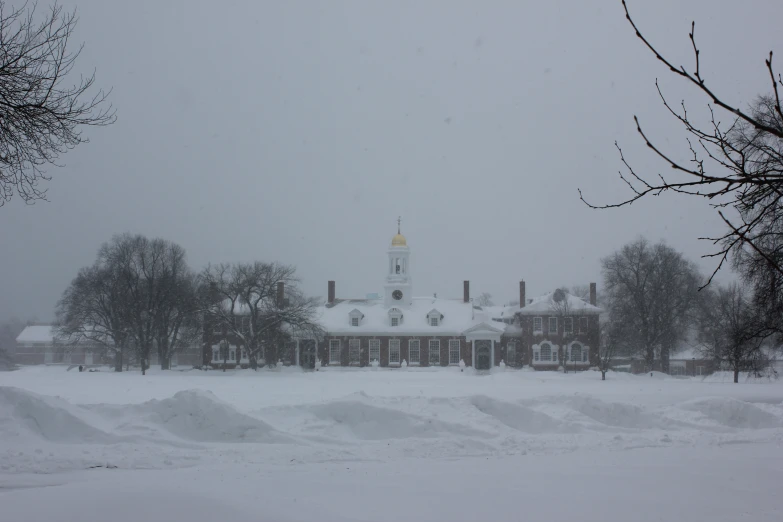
left=207, top=226, right=602, bottom=370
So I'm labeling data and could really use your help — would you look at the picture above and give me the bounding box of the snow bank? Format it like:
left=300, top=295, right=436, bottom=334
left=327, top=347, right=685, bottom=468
left=469, top=395, right=574, bottom=434
left=0, top=386, right=115, bottom=443
left=113, top=390, right=291, bottom=443
left=679, top=397, right=783, bottom=429
left=307, top=398, right=488, bottom=440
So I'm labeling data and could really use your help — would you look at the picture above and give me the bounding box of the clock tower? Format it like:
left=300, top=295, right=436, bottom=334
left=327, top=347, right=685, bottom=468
left=384, top=218, right=413, bottom=308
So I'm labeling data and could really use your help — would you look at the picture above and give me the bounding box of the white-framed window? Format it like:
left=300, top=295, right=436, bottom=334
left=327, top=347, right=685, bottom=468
left=430, top=317, right=439, bottom=326
left=389, top=308, right=403, bottom=327
left=506, top=341, right=516, bottom=366
left=564, top=317, right=573, bottom=334
left=570, top=343, right=582, bottom=362
left=429, top=340, right=440, bottom=365
left=230, top=349, right=236, bottom=361
left=329, top=339, right=341, bottom=365
left=389, top=339, right=401, bottom=365
left=534, top=350, right=540, bottom=362
left=449, top=340, right=460, bottom=365
left=548, top=317, right=557, bottom=334
left=408, top=339, right=420, bottom=364
left=348, top=339, right=361, bottom=365
left=369, top=339, right=380, bottom=364
left=583, top=350, right=588, bottom=363
left=349, top=309, right=363, bottom=327
left=540, top=343, right=552, bottom=361
left=533, top=317, right=542, bottom=333
left=579, top=316, right=589, bottom=334
left=212, top=347, right=221, bottom=362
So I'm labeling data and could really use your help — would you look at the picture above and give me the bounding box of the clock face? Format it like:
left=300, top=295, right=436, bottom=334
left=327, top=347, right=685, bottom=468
left=392, top=290, right=403, bottom=301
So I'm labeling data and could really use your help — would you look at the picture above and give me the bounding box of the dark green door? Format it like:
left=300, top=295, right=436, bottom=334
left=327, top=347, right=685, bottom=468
left=476, top=341, right=491, bottom=370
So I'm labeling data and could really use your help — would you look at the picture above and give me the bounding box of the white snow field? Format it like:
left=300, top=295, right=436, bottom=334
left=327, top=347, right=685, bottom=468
left=1, top=366, right=782, bottom=522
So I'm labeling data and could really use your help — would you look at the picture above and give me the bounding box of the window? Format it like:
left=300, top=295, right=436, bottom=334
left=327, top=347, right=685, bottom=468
left=540, top=343, right=552, bottom=361
left=533, top=317, right=542, bottom=332
left=351, top=317, right=359, bottom=327
left=430, top=317, right=439, bottom=326
left=449, top=340, right=461, bottom=365
left=570, top=343, right=582, bottom=362
left=391, top=317, right=399, bottom=327
left=429, top=340, right=440, bottom=365
left=408, top=340, right=420, bottom=364
left=583, top=350, right=588, bottom=363
left=230, top=350, right=235, bottom=361
left=329, top=339, right=341, bottom=365
left=369, top=339, right=380, bottom=363
left=580, top=317, right=589, bottom=334
left=389, top=340, right=401, bottom=364
left=212, top=348, right=220, bottom=362
left=506, top=341, right=516, bottom=366
left=564, top=317, right=573, bottom=334
left=534, top=351, right=540, bottom=361
left=548, top=317, right=557, bottom=333
left=349, top=339, right=360, bottom=365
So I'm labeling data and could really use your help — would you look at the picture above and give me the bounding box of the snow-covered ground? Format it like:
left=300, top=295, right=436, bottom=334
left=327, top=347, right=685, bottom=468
left=1, top=366, right=782, bottom=521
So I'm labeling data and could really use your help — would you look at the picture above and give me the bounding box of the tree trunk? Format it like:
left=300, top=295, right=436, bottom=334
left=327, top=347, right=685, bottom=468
left=734, top=369, right=739, bottom=383
left=114, top=351, right=123, bottom=372
left=601, top=370, right=606, bottom=380
left=161, top=356, right=170, bottom=370
left=249, top=356, right=258, bottom=370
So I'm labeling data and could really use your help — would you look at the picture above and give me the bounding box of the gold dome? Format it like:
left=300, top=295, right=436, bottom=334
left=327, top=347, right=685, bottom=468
left=391, top=233, right=407, bottom=247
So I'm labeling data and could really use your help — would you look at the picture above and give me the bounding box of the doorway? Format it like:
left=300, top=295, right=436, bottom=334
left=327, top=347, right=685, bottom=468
left=299, top=340, right=316, bottom=369
left=475, top=340, right=491, bottom=370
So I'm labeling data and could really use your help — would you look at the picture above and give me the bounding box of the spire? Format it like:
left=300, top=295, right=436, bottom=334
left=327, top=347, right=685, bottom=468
left=397, top=216, right=401, bottom=234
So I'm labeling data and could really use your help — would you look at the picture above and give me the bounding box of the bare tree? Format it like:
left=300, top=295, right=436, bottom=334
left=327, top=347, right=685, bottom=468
left=59, top=234, right=196, bottom=374
left=57, top=264, right=132, bottom=372
left=697, top=283, right=770, bottom=383
left=579, top=1, right=783, bottom=283
left=199, top=262, right=322, bottom=369
left=0, top=1, right=115, bottom=206
left=475, top=292, right=494, bottom=307
left=602, top=238, right=701, bottom=373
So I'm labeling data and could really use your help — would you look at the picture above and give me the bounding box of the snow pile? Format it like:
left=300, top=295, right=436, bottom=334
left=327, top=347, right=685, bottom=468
left=679, top=397, right=783, bottom=429
left=0, top=386, right=115, bottom=443
left=565, top=396, right=672, bottom=430
left=306, top=397, right=488, bottom=440
left=470, top=395, right=574, bottom=434
left=109, top=390, right=291, bottom=443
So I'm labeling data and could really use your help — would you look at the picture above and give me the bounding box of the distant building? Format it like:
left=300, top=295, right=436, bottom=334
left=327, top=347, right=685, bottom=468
left=205, top=226, right=602, bottom=370
left=14, top=324, right=201, bottom=368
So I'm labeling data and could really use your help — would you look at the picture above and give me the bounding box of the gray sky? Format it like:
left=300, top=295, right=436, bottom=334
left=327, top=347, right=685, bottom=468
left=1, top=0, right=781, bottom=322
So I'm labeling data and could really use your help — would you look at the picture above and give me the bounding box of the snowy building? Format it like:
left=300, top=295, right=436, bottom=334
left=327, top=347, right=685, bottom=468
left=14, top=324, right=201, bottom=368
left=205, top=227, right=602, bottom=370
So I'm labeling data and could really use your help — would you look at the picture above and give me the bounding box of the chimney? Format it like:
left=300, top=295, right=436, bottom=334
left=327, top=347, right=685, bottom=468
left=276, top=282, right=285, bottom=309
left=463, top=281, right=470, bottom=303
left=519, top=280, right=526, bottom=308
left=328, top=280, right=336, bottom=304
left=589, top=282, right=597, bottom=306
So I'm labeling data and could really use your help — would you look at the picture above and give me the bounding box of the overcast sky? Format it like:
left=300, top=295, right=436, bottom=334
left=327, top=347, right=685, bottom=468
left=1, top=0, right=781, bottom=322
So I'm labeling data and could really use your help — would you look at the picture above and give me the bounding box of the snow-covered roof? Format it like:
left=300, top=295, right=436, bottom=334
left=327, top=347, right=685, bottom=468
left=15, top=325, right=57, bottom=343
left=317, top=297, right=503, bottom=335
left=479, top=305, right=522, bottom=321
left=517, top=292, right=601, bottom=315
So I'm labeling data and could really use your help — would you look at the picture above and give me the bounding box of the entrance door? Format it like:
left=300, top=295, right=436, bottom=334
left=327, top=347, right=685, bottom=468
left=475, top=340, right=491, bottom=370
left=299, top=340, right=316, bottom=369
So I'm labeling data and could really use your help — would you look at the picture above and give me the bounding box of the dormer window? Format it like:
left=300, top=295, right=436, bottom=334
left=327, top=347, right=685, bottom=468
left=426, top=309, right=443, bottom=327
left=349, top=309, right=364, bottom=327
left=389, top=307, right=403, bottom=327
